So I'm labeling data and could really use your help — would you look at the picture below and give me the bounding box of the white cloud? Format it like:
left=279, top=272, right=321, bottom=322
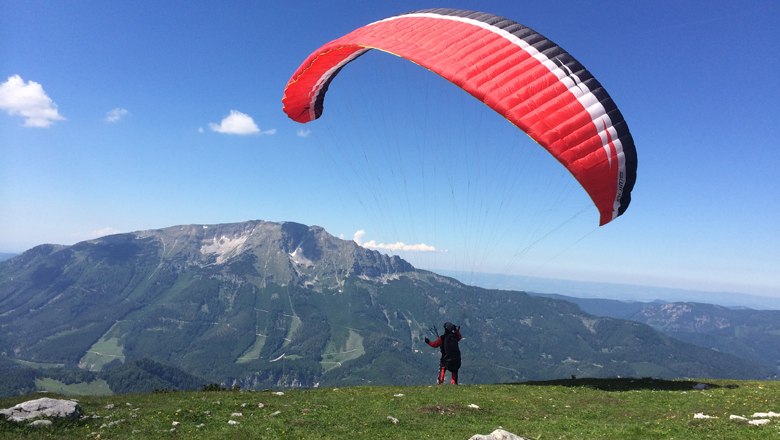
left=297, top=128, right=311, bottom=138
left=354, top=230, right=366, bottom=243
left=208, top=110, right=275, bottom=136
left=104, top=107, right=129, bottom=123
left=0, top=74, right=65, bottom=127
left=353, top=230, right=436, bottom=252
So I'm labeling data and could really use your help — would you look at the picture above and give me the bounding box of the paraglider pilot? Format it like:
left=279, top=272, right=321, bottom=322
left=425, top=322, right=462, bottom=384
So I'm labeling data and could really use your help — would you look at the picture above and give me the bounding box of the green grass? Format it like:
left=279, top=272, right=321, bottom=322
left=1, top=379, right=779, bottom=439
left=321, top=329, right=365, bottom=372
left=235, top=334, right=267, bottom=364
left=78, top=337, right=126, bottom=371
left=33, top=378, right=113, bottom=396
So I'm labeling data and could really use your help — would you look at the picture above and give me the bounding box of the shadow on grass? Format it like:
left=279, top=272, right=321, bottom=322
left=513, top=377, right=737, bottom=392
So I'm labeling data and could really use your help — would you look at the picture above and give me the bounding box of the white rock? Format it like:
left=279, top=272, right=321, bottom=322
left=694, top=413, right=717, bottom=419
left=231, top=412, right=243, bottom=417
left=0, top=398, right=81, bottom=422
left=228, top=419, right=239, bottom=425
left=469, top=429, right=528, bottom=440
left=468, top=404, right=480, bottom=409
left=730, top=415, right=749, bottom=421
left=29, top=419, right=53, bottom=428
left=752, top=411, right=780, bottom=418
left=748, top=419, right=770, bottom=426
left=387, top=416, right=399, bottom=424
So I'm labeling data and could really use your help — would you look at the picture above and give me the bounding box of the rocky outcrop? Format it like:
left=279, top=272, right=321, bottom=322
left=0, top=397, right=81, bottom=422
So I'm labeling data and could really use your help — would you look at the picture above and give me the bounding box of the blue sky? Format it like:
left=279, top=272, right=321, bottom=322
left=1, top=1, right=778, bottom=301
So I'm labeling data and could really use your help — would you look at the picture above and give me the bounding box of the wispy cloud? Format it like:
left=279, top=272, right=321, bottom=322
left=208, top=110, right=274, bottom=136
left=353, top=230, right=436, bottom=252
left=0, top=74, right=64, bottom=128
left=297, top=128, right=311, bottom=138
left=104, top=107, right=129, bottom=123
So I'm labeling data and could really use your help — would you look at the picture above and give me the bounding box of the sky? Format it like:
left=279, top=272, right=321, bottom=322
left=1, top=1, right=779, bottom=303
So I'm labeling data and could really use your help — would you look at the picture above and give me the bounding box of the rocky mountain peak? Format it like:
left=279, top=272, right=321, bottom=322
left=132, top=220, right=415, bottom=290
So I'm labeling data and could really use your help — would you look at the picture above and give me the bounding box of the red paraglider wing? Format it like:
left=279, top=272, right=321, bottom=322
left=283, top=9, right=637, bottom=225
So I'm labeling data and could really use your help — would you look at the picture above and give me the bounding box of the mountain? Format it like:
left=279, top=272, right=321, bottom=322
left=538, top=294, right=780, bottom=375
left=0, top=220, right=772, bottom=395
left=0, top=253, right=17, bottom=263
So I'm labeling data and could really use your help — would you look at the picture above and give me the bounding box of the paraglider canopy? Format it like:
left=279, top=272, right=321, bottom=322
left=283, top=8, right=636, bottom=226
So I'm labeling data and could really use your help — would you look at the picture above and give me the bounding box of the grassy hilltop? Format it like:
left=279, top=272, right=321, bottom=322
left=2, top=378, right=779, bottom=439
